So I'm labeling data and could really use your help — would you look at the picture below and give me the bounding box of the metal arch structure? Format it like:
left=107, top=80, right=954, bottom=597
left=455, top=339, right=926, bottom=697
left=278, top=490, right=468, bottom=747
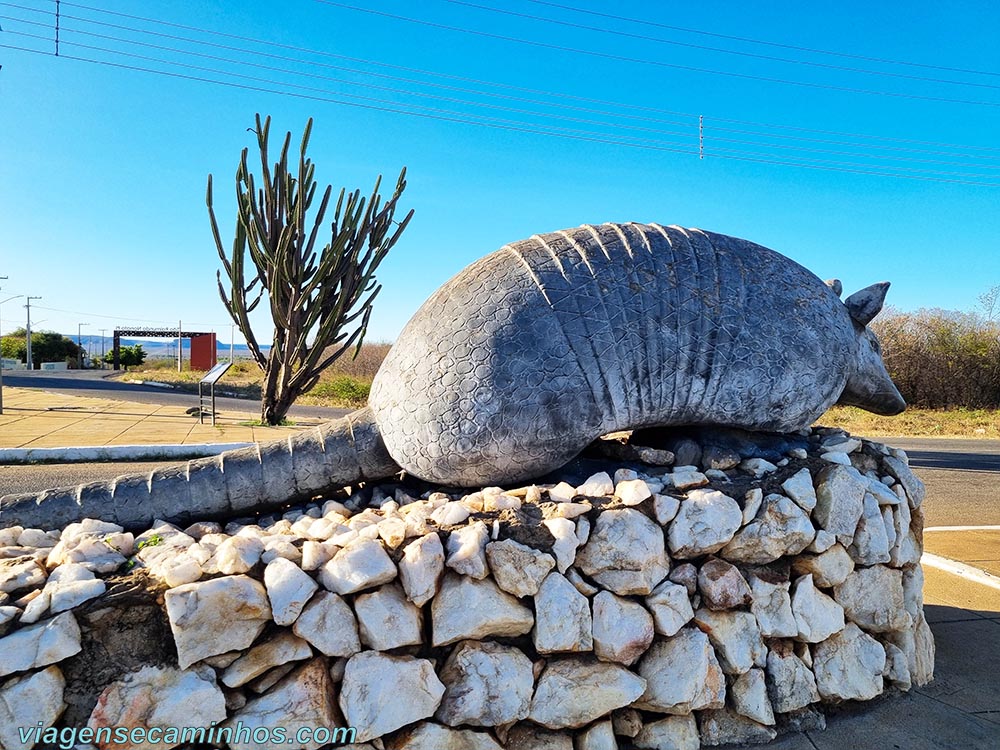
left=112, top=327, right=212, bottom=370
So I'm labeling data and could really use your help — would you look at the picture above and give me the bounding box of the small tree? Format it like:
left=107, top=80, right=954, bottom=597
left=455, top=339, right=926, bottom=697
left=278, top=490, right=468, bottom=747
left=118, top=344, right=147, bottom=371
left=208, top=114, right=412, bottom=425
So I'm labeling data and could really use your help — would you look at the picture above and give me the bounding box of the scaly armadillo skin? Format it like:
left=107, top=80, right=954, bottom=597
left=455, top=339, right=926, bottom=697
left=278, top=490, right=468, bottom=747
left=370, top=223, right=862, bottom=486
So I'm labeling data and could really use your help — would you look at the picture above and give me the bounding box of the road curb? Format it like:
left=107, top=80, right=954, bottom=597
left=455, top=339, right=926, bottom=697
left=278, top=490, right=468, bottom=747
left=0, top=443, right=253, bottom=464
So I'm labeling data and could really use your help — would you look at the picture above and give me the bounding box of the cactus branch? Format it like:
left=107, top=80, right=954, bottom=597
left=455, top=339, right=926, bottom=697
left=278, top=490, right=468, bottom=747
left=208, top=113, right=412, bottom=425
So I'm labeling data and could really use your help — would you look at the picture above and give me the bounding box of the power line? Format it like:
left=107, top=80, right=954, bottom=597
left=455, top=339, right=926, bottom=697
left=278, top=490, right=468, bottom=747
left=8, top=1, right=998, bottom=153
left=523, top=0, right=1000, bottom=79
left=313, top=0, right=1000, bottom=108
left=2, top=8, right=998, bottom=186
left=444, top=0, right=1000, bottom=92
left=8, top=17, right=998, bottom=173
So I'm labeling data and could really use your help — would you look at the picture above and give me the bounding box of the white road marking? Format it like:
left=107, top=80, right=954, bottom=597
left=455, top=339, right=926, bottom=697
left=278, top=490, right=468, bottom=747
left=921, top=553, right=1000, bottom=592
left=924, top=525, right=1000, bottom=532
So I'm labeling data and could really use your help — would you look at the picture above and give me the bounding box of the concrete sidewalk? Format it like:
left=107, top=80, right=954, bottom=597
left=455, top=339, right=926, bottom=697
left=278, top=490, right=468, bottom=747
left=0, top=386, right=324, bottom=452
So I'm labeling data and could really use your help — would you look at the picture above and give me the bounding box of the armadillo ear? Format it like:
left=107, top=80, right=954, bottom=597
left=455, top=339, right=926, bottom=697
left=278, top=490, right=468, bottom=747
left=844, top=282, right=890, bottom=326
left=825, top=279, right=843, bottom=297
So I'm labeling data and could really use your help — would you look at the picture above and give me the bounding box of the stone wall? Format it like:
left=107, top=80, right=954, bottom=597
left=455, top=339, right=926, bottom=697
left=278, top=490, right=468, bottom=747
left=0, top=427, right=934, bottom=749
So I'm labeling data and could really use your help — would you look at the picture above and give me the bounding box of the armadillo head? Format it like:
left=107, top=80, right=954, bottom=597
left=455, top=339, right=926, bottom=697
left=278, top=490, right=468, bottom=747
left=835, top=281, right=906, bottom=415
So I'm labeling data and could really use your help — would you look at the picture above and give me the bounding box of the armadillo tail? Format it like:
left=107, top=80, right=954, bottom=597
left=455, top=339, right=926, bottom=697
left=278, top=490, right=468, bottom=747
left=0, top=407, right=400, bottom=532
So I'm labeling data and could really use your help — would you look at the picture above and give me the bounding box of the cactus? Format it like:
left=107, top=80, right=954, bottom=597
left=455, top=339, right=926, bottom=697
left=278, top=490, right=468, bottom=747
left=206, top=113, right=413, bottom=425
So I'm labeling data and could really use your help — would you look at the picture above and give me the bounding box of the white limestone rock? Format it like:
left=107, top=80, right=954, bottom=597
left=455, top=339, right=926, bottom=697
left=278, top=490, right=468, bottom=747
left=339, top=652, right=445, bottom=742
left=577, top=509, right=669, bottom=595
left=354, top=582, right=424, bottom=650
left=790, top=574, right=845, bottom=643
left=577, top=472, right=614, bottom=496
left=633, top=715, right=699, bottom=750
left=791, top=544, right=855, bottom=589
left=445, top=521, right=490, bottom=579
left=634, top=628, right=726, bottom=714
left=542, top=517, right=581, bottom=573
left=883, top=455, right=925, bottom=508
left=742, top=488, right=763, bottom=524
left=548, top=481, right=578, bottom=503
left=765, top=647, right=820, bottom=713
left=399, top=532, right=445, bottom=606
left=432, top=502, right=471, bottom=528
left=652, top=494, right=681, bottom=525
left=739, top=458, right=778, bottom=478
left=820, top=451, right=852, bottom=466
left=833, top=565, right=910, bottom=633
left=721, top=494, right=815, bottom=564
left=883, top=641, right=912, bottom=691
left=263, top=557, right=318, bottom=626
left=319, top=538, right=396, bottom=595
left=485, top=539, right=554, bottom=598
left=645, top=580, right=695, bottom=637
left=0, top=612, right=81, bottom=678
left=576, top=720, right=618, bottom=750
left=46, top=519, right=133, bottom=574
left=292, top=591, right=361, bottom=657
left=671, top=468, right=709, bottom=491
left=615, top=478, right=652, bottom=506
left=506, top=725, right=573, bottom=749
left=211, top=535, right=264, bottom=575
left=528, top=657, right=646, bottom=729
left=533, top=572, right=593, bottom=653
left=0, top=665, right=65, bottom=750
left=435, top=640, right=534, bottom=726
left=813, top=622, right=886, bottom=701
left=748, top=575, right=797, bottom=638
left=30, top=564, right=105, bottom=619
left=0, top=556, right=46, bottom=594
left=697, top=558, right=751, bottom=610
left=731, top=667, right=775, bottom=726
left=165, top=575, right=271, bottom=669
left=227, top=658, right=340, bottom=750
left=592, top=590, right=654, bottom=665
left=698, top=707, right=777, bottom=746
left=667, top=489, right=742, bottom=559
left=567, top=567, right=599, bottom=597
left=432, top=574, right=534, bottom=646
left=781, top=468, right=817, bottom=512
left=693, top=609, right=766, bottom=675
left=88, top=664, right=226, bottom=750
left=807, top=529, right=836, bottom=554
left=813, top=464, right=867, bottom=541
left=386, top=723, right=503, bottom=750
left=848, top=492, right=892, bottom=566
left=221, top=631, right=313, bottom=687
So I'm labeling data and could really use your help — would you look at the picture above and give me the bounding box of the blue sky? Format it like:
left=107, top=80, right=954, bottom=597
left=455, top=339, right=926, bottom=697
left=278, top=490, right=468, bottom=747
left=1, top=0, right=998, bottom=349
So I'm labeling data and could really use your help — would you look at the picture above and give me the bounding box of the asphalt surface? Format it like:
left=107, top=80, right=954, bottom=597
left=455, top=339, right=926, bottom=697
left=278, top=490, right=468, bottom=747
left=1, top=370, right=350, bottom=421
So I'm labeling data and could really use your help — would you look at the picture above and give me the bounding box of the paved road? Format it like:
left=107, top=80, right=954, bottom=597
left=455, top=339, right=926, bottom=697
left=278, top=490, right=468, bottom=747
left=2, top=370, right=350, bottom=421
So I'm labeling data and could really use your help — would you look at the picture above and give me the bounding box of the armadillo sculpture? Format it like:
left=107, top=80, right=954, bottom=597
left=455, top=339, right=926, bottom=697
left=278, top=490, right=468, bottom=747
left=0, top=223, right=905, bottom=530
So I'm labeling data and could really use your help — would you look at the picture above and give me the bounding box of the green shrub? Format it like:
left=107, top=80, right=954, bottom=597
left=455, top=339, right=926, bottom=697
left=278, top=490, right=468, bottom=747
left=307, top=375, right=371, bottom=405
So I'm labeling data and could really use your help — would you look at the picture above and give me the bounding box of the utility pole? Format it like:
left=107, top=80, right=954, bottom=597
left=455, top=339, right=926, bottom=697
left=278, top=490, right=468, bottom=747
left=25, top=296, right=41, bottom=370
left=77, top=322, right=89, bottom=369
left=177, top=320, right=182, bottom=372
left=230, top=323, right=235, bottom=363
left=0, top=277, right=11, bottom=415
left=99, top=328, right=107, bottom=368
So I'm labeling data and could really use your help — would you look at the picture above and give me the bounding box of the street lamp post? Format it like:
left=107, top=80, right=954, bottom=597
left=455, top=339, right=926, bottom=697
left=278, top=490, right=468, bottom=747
left=78, top=322, right=89, bottom=369
left=25, top=296, right=41, bottom=370
left=0, top=290, right=24, bottom=415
